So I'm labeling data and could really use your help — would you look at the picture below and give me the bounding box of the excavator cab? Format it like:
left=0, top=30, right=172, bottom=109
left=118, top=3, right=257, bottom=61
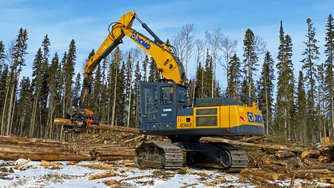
left=138, top=81, right=189, bottom=132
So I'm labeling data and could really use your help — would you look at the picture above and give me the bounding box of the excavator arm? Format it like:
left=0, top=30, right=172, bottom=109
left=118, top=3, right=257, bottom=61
left=88, top=11, right=185, bottom=83
left=67, top=11, right=186, bottom=133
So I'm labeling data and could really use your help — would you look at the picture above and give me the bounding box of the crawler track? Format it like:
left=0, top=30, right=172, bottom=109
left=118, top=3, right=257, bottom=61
left=213, top=143, right=248, bottom=173
left=134, top=141, right=183, bottom=170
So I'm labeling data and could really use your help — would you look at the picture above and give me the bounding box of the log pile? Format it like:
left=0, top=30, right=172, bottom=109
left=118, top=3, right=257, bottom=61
left=0, top=134, right=135, bottom=162
left=201, top=136, right=334, bottom=186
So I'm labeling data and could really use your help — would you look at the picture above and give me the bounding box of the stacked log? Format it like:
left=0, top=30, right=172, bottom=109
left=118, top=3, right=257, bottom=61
left=320, top=137, right=334, bottom=163
left=0, top=135, right=134, bottom=162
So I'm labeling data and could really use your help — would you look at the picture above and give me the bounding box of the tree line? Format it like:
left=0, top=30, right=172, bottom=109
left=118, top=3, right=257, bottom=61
left=0, top=15, right=333, bottom=144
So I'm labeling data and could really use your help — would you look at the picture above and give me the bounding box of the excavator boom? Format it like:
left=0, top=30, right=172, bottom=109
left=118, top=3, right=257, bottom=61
left=85, top=11, right=185, bottom=84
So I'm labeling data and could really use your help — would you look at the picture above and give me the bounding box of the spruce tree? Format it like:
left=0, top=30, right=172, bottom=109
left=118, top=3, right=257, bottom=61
left=30, top=48, right=43, bottom=137
left=63, top=39, right=76, bottom=116
left=296, top=71, right=307, bottom=143
left=73, top=72, right=81, bottom=107
left=125, top=52, right=134, bottom=128
left=301, top=18, right=320, bottom=143
left=116, top=61, right=126, bottom=126
left=47, top=53, right=60, bottom=139
left=89, top=63, right=102, bottom=122
left=40, top=34, right=51, bottom=137
left=7, top=28, right=28, bottom=135
left=227, top=54, right=241, bottom=100
left=109, top=47, right=122, bottom=126
left=259, top=51, right=275, bottom=134
left=0, top=41, right=5, bottom=134
left=276, top=21, right=294, bottom=139
left=148, top=57, right=159, bottom=82
left=133, top=60, right=142, bottom=128
left=0, top=41, right=4, bottom=67
left=242, top=29, right=258, bottom=97
left=142, top=55, right=149, bottom=82
left=204, top=49, right=213, bottom=98
left=317, top=62, right=326, bottom=138
left=195, top=61, right=203, bottom=99
left=16, top=77, right=30, bottom=136
left=324, top=14, right=334, bottom=135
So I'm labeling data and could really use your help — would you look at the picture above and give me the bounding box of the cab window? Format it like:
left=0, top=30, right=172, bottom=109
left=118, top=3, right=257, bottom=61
left=160, top=86, right=174, bottom=104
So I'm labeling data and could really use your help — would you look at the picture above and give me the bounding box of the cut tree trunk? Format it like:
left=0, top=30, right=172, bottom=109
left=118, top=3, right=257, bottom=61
left=239, top=136, right=266, bottom=142
left=53, top=118, right=140, bottom=133
left=301, top=151, right=320, bottom=159
left=0, top=152, right=92, bottom=161
left=240, top=169, right=279, bottom=181
left=322, top=137, right=334, bottom=147
left=275, top=150, right=296, bottom=158
left=200, top=137, right=318, bottom=153
left=294, top=169, right=331, bottom=174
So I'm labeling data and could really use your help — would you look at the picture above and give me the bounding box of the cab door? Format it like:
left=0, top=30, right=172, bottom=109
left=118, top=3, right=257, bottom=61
left=138, top=82, right=159, bottom=128
left=158, top=85, right=176, bottom=122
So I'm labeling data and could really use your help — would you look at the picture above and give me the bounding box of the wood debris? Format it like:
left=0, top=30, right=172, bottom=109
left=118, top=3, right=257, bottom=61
left=40, top=160, right=63, bottom=166
left=88, top=171, right=127, bottom=180
left=13, top=158, right=31, bottom=169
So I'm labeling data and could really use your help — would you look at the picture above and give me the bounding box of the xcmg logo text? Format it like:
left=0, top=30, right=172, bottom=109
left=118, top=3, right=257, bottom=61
left=247, top=112, right=264, bottom=124
left=130, top=32, right=151, bottom=50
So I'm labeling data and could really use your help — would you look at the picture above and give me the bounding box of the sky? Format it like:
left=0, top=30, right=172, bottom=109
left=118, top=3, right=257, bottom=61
left=1, top=0, right=334, bottom=92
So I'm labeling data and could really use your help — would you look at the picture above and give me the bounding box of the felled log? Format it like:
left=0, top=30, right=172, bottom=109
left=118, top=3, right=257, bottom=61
left=0, top=135, right=67, bottom=147
left=0, top=152, right=92, bottom=161
left=320, top=177, right=334, bottom=184
left=200, top=137, right=318, bottom=153
left=88, top=171, right=126, bottom=180
left=40, top=160, right=63, bottom=166
left=285, top=173, right=314, bottom=179
left=310, top=165, right=334, bottom=171
left=78, top=164, right=118, bottom=170
left=322, top=137, right=334, bottom=147
left=301, top=151, right=320, bottom=159
left=0, top=144, right=75, bottom=155
left=240, top=169, right=279, bottom=181
left=240, top=170, right=270, bottom=183
left=123, top=135, right=146, bottom=144
left=53, top=118, right=140, bottom=133
left=294, top=169, right=331, bottom=174
left=239, top=136, right=266, bottom=142
left=275, top=150, right=296, bottom=158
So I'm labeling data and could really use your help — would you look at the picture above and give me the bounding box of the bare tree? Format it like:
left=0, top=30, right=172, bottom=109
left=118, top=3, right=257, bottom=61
left=207, top=28, right=224, bottom=97
left=220, top=37, right=237, bottom=94
left=172, top=23, right=195, bottom=78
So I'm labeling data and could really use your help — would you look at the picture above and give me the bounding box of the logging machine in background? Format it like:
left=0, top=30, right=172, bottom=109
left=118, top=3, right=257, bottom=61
left=54, top=11, right=264, bottom=172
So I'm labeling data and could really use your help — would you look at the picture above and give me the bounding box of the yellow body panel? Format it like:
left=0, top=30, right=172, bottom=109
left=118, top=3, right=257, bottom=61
left=177, top=105, right=264, bottom=130
left=194, top=106, right=220, bottom=128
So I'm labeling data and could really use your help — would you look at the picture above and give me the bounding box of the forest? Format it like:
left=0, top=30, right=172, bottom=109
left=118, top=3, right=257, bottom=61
left=0, top=14, right=333, bottom=145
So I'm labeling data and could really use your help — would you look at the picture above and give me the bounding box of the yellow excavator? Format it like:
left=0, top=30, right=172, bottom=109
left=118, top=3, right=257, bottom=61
left=66, top=11, right=264, bottom=172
